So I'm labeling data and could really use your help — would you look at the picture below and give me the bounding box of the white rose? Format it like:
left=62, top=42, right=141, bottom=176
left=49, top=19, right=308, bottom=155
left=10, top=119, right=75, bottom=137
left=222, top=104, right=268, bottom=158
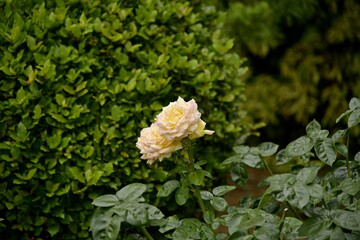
left=155, top=97, right=201, bottom=141
left=136, top=123, right=183, bottom=164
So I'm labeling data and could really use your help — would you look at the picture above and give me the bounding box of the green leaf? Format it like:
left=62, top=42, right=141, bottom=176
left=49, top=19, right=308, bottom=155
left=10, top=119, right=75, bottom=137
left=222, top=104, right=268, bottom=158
left=110, top=105, right=122, bottom=122
left=172, top=218, right=215, bottom=240
left=306, top=119, right=321, bottom=138
left=16, top=122, right=28, bottom=141
left=204, top=208, right=215, bottom=224
left=331, top=129, right=347, bottom=142
left=348, top=108, right=360, bottom=128
left=200, top=190, right=214, bottom=200
left=16, top=87, right=27, bottom=105
left=175, top=186, right=189, bottom=206
left=314, top=138, right=337, bottom=166
left=355, top=151, right=360, bottom=163
left=188, top=169, right=204, bottom=186
left=116, top=183, right=146, bottom=201
left=298, top=217, right=332, bottom=237
left=143, top=203, right=164, bottom=221
left=230, top=163, right=248, bottom=187
left=55, top=93, right=66, bottom=106
left=296, top=166, right=319, bottom=184
left=92, top=195, right=119, bottom=207
left=157, top=180, right=180, bottom=197
left=123, top=203, right=148, bottom=226
left=257, top=142, right=279, bottom=156
left=291, top=183, right=310, bottom=208
left=331, top=210, right=360, bottom=231
left=46, top=134, right=62, bottom=149
left=285, top=136, right=314, bottom=157
left=221, top=154, right=243, bottom=166
left=91, top=208, right=121, bottom=240
left=210, top=197, right=228, bottom=211
left=233, top=145, right=250, bottom=154
left=69, top=166, right=85, bottom=183
left=242, top=152, right=263, bottom=168
left=307, top=184, right=324, bottom=200
left=25, top=168, right=37, bottom=180
left=349, top=97, right=360, bottom=110
left=212, top=185, right=236, bottom=196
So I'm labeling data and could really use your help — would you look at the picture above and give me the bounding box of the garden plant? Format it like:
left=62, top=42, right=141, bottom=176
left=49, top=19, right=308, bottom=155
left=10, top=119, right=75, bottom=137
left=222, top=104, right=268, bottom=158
left=91, top=97, right=360, bottom=239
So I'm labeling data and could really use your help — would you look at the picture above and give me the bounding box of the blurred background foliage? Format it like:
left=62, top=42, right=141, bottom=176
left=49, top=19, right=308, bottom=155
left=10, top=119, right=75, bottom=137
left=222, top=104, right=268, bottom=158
left=212, top=0, right=360, bottom=146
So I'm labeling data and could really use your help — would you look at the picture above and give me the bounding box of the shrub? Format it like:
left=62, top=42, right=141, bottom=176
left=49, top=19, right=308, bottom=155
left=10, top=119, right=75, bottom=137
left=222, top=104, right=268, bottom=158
left=0, top=0, right=248, bottom=238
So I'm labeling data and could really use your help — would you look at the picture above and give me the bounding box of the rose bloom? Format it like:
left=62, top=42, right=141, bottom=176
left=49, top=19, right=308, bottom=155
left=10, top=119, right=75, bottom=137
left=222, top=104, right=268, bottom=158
left=155, top=97, right=204, bottom=141
left=136, top=123, right=183, bottom=164
left=189, top=119, right=215, bottom=140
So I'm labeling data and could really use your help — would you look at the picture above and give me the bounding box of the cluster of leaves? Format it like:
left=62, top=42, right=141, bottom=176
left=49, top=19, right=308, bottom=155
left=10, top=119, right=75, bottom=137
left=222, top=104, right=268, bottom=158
left=91, top=97, right=360, bottom=239
left=215, top=0, right=360, bottom=144
left=0, top=0, right=248, bottom=238
left=220, top=97, right=360, bottom=239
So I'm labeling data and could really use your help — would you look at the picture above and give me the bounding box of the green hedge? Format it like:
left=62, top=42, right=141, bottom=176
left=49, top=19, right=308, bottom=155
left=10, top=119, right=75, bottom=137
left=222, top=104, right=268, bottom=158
left=0, top=0, right=248, bottom=238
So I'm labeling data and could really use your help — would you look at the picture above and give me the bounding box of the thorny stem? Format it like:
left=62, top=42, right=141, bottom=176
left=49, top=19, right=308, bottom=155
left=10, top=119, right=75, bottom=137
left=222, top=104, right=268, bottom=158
left=140, top=226, right=154, bottom=240
left=182, top=138, right=207, bottom=218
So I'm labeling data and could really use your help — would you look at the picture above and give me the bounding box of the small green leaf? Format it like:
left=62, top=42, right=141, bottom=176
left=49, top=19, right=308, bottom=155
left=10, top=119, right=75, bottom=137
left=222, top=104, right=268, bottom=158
left=306, top=119, right=321, bottom=137
left=349, top=97, right=360, bottom=110
left=210, top=197, right=228, bottom=211
left=285, top=136, right=314, bottom=157
left=275, top=149, right=293, bottom=165
left=348, top=108, right=360, bottom=128
left=157, top=180, right=180, bottom=197
left=175, top=186, right=189, bottom=206
left=314, top=138, right=337, bottom=166
left=92, top=194, right=119, bottom=207
left=16, top=87, right=27, bottom=105
left=233, top=145, right=250, bottom=154
left=25, top=168, right=37, bottom=180
left=188, top=169, right=204, bottom=186
left=298, top=217, right=332, bottom=237
left=331, top=129, right=347, bottom=142
left=91, top=208, right=121, bottom=240
left=242, top=152, right=263, bottom=168
left=212, top=185, right=236, bottom=197
left=33, top=104, right=42, bottom=119
left=69, top=166, right=85, bottom=183
left=230, top=163, right=248, bottom=187
left=296, top=166, right=319, bottom=184
left=331, top=209, right=360, bottom=231
left=257, top=142, right=279, bottom=157
left=355, top=151, right=360, bottom=163
left=110, top=105, right=122, bottom=121
left=292, top=183, right=310, bottom=208
left=116, top=183, right=146, bottom=201
left=200, top=191, right=214, bottom=200
left=16, top=122, right=28, bottom=141
left=221, top=154, right=243, bottom=166
left=204, top=209, right=215, bottom=224
left=55, top=94, right=66, bottom=106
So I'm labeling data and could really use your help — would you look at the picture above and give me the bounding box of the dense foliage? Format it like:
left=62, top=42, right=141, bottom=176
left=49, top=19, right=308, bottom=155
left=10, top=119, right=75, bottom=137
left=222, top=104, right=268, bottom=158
left=0, top=0, right=248, bottom=238
left=91, top=97, right=360, bottom=239
left=215, top=0, right=360, bottom=144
